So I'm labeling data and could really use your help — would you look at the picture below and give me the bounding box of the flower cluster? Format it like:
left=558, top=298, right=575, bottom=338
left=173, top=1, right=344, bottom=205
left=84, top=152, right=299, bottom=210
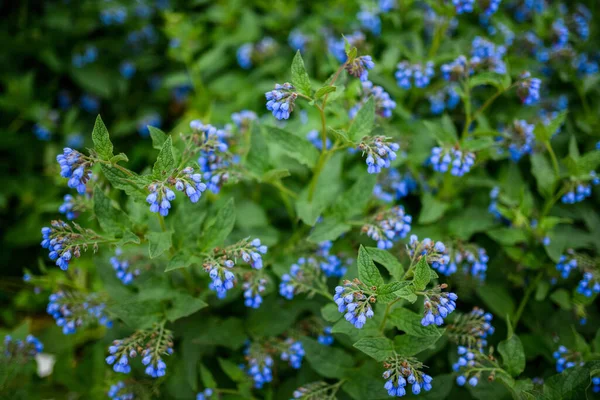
left=108, top=381, right=134, bottom=400
left=315, top=241, right=348, bottom=278
left=496, top=119, right=535, bottom=162
left=429, top=147, right=475, bottom=177
left=119, top=61, right=136, bottom=79
left=231, top=110, right=257, bottom=131
left=420, top=284, right=458, bottom=327
left=292, top=381, right=340, bottom=399
left=243, top=344, right=274, bottom=389
left=237, top=37, right=277, bottom=69
left=137, top=112, right=162, bottom=137
left=441, top=56, right=471, bottom=81
left=454, top=347, right=484, bottom=387
left=33, top=123, right=52, bottom=141
left=334, top=279, right=375, bottom=329
left=345, top=55, right=375, bottom=82
left=2, top=334, right=44, bottom=360
left=576, top=272, right=600, bottom=298
left=57, top=148, right=93, bottom=194
left=444, top=246, right=489, bottom=281
left=428, top=85, right=460, bottom=115
left=556, top=250, right=578, bottom=279
left=265, top=83, right=298, bottom=120
left=192, top=121, right=237, bottom=194
left=447, top=308, right=495, bottom=350
left=452, top=0, right=474, bottom=14
left=373, top=168, right=417, bottom=203
left=350, top=80, right=396, bottom=119
left=47, top=291, right=112, bottom=334
left=41, top=221, right=99, bottom=270
left=58, top=194, right=87, bottom=220
left=470, top=36, right=507, bottom=74
left=357, top=7, right=382, bottom=35
left=553, top=345, right=584, bottom=373
left=382, top=354, right=433, bottom=396
left=110, top=248, right=141, bottom=285
left=561, top=172, right=599, bottom=204
left=146, top=166, right=208, bottom=216
left=408, top=236, right=449, bottom=270
left=358, top=136, right=400, bottom=174
left=327, top=32, right=365, bottom=63
left=395, top=61, right=435, bottom=89
left=106, top=325, right=174, bottom=378
left=72, top=45, right=98, bottom=68
left=317, top=326, right=334, bottom=346
left=243, top=277, right=267, bottom=309
left=288, top=29, right=309, bottom=52
left=517, top=71, right=541, bottom=105
left=280, top=338, right=305, bottom=369
left=362, top=206, right=412, bottom=249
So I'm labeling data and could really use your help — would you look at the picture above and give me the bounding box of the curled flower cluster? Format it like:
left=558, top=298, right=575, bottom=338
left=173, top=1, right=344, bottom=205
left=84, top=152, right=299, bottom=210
left=110, top=248, right=141, bottom=285
left=452, top=0, right=474, bottom=14
left=288, top=29, right=309, bottom=52
left=58, top=194, right=85, bottom=220
left=448, top=308, right=495, bottom=350
left=428, top=85, right=460, bottom=115
left=280, top=338, right=305, bottom=369
left=106, top=326, right=174, bottom=378
left=561, top=172, right=599, bottom=204
left=576, top=272, right=600, bottom=298
left=243, top=277, right=267, bottom=309
left=327, top=32, right=365, bottom=63
left=429, top=147, right=475, bottom=177
left=192, top=121, right=237, bottom=194
left=496, top=119, right=535, bottom=162
left=408, top=236, right=449, bottom=268
left=363, top=206, right=412, bottom=249
left=108, top=381, right=134, bottom=400
left=47, top=291, right=112, bottom=334
left=57, top=148, right=93, bottom=194
left=470, top=36, right=507, bottom=74
left=265, top=83, right=298, bottom=120
left=441, top=56, right=471, bottom=81
left=41, top=221, right=94, bottom=270
left=231, top=110, right=257, bottom=131
left=72, top=45, right=98, bottom=68
left=244, top=347, right=274, bottom=389
left=553, top=345, right=584, bottom=373
left=373, top=168, right=417, bottom=203
left=358, top=136, right=400, bottom=174
left=315, top=240, right=348, bottom=278
left=443, top=247, right=489, bottom=281
left=454, top=347, right=483, bottom=387
left=382, top=354, right=433, bottom=396
left=517, top=71, right=541, bottom=105
left=318, top=326, right=334, bottom=346
left=206, top=260, right=236, bottom=299
left=357, top=7, right=381, bottom=35
left=420, top=284, right=458, bottom=327
left=334, top=280, right=375, bottom=329
left=350, top=80, right=396, bottom=119
left=556, top=250, right=578, bottom=279
left=2, top=334, right=44, bottom=360
left=345, top=55, right=375, bottom=82
left=146, top=166, right=208, bottom=216
left=395, top=61, right=435, bottom=89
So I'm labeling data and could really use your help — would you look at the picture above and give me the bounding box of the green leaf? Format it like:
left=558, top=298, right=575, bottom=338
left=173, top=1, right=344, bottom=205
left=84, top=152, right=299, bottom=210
left=246, top=123, right=271, bottom=177
left=321, top=303, right=342, bottom=323
left=394, top=284, right=417, bottom=303
left=110, top=153, right=129, bottom=164
left=164, top=253, right=201, bottom=272
left=199, top=363, right=217, bottom=389
left=265, top=126, right=319, bottom=168
left=146, top=231, right=173, bottom=259
left=549, top=289, right=571, bottom=310
left=302, top=337, right=354, bottom=378
left=328, top=127, right=352, bottom=144
left=364, top=247, right=404, bottom=280
left=92, top=115, right=114, bottom=160
left=93, top=186, right=131, bottom=234
left=545, top=110, right=567, bottom=139
left=357, top=245, right=384, bottom=288
left=530, top=153, right=555, bottom=198
left=476, top=285, right=515, bottom=321
left=348, top=97, right=375, bottom=142
left=315, top=85, right=337, bottom=99
left=577, top=150, right=600, bottom=172
left=394, top=331, right=444, bottom=356
left=418, top=193, right=449, bottom=224
left=291, top=50, right=312, bottom=96
left=262, top=169, right=290, bottom=182
left=498, top=334, right=526, bottom=377
left=353, top=337, right=395, bottom=361
left=148, top=126, right=168, bottom=150
left=469, top=72, right=511, bottom=90
left=100, top=164, right=148, bottom=197
left=107, top=300, right=162, bottom=329
left=377, top=281, right=411, bottom=304
left=542, top=364, right=598, bottom=400
left=166, top=293, right=208, bottom=322
left=218, top=358, right=247, bottom=383
left=201, top=198, right=236, bottom=250
left=333, top=173, right=377, bottom=219
left=307, top=219, right=351, bottom=243
left=412, top=257, right=431, bottom=291
left=462, top=137, right=495, bottom=152
left=535, top=280, right=550, bottom=301
left=388, top=308, right=442, bottom=337
left=152, top=136, right=176, bottom=179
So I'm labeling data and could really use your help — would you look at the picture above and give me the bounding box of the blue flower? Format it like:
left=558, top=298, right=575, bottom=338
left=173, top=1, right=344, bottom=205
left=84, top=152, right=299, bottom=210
left=100, top=7, right=127, bottom=25
left=33, top=123, right=51, bottom=141
left=119, top=61, right=136, bottom=79
left=231, top=110, right=257, bottom=131
left=553, top=345, right=584, bottom=373
left=41, top=221, right=86, bottom=270
left=334, top=282, right=375, bottom=329
left=441, top=55, right=470, bottom=81
left=80, top=94, right=100, bottom=113
left=576, top=272, right=600, bottom=298
left=421, top=288, right=457, bottom=327
left=3, top=334, right=44, bottom=360
left=357, top=8, right=382, bottom=35
left=207, top=262, right=236, bottom=299
left=552, top=19, right=569, bottom=47
left=350, top=80, right=396, bottom=119
left=196, top=388, right=214, bottom=400
left=57, top=148, right=92, bottom=194
left=108, top=381, right=134, bottom=400
left=288, top=29, right=308, bottom=52
left=345, top=55, right=375, bottom=82
left=363, top=206, right=412, bottom=249
left=517, top=72, right=541, bottom=105
left=137, top=113, right=162, bottom=137
left=265, top=83, right=298, bottom=120
left=307, top=130, right=332, bottom=150
left=244, top=350, right=273, bottom=389
left=481, top=0, right=501, bottom=17
left=110, top=248, right=141, bottom=285
left=429, top=147, right=475, bottom=176
left=382, top=356, right=432, bottom=396
left=495, top=119, right=535, bottom=162
left=237, top=43, right=253, bottom=69
left=243, top=278, right=267, bottom=309
left=47, top=291, right=112, bottom=335
left=373, top=168, right=417, bottom=203
left=327, top=32, right=365, bottom=63
left=280, top=339, right=305, bottom=369
left=318, top=326, right=334, bottom=346
left=470, top=37, right=506, bottom=74
left=452, top=0, right=474, bottom=14
left=395, top=61, right=434, bottom=89
left=142, top=349, right=168, bottom=378
left=359, top=136, right=400, bottom=174
left=58, top=194, right=80, bottom=220
left=561, top=172, right=598, bottom=204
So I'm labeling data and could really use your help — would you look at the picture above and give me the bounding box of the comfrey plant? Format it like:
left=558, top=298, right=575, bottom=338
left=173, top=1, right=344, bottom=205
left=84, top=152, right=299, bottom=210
left=10, top=2, right=600, bottom=398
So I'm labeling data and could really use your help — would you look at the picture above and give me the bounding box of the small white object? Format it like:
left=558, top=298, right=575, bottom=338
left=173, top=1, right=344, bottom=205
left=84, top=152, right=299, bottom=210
left=35, top=353, right=56, bottom=377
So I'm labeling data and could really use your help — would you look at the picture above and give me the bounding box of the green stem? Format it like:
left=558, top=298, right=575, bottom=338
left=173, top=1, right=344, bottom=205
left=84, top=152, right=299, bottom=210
left=545, top=141, right=560, bottom=177
left=512, top=272, right=542, bottom=329
left=471, top=83, right=519, bottom=122
left=427, top=20, right=448, bottom=59
left=461, top=77, right=472, bottom=139
left=379, top=298, right=401, bottom=332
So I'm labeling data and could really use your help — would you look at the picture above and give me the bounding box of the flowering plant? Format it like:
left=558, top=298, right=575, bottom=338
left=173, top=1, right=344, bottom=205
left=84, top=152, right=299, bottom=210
left=2, top=0, right=600, bottom=399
